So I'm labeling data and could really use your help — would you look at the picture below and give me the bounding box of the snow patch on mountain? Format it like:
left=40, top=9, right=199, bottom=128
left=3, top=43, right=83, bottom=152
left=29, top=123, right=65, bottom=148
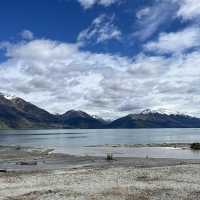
left=0, top=93, right=17, bottom=101
left=140, top=108, right=189, bottom=116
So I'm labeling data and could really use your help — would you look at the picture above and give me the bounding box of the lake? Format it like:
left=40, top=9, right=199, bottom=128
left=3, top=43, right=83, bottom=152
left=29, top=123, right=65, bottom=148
left=0, top=128, right=200, bottom=159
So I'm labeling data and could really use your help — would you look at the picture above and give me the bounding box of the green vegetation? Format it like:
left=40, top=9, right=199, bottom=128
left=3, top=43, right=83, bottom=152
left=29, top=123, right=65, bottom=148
left=0, top=121, right=9, bottom=129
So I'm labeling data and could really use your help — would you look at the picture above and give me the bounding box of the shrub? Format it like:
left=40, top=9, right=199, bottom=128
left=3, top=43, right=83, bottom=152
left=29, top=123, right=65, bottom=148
left=190, top=143, right=200, bottom=150
left=106, top=153, right=113, bottom=161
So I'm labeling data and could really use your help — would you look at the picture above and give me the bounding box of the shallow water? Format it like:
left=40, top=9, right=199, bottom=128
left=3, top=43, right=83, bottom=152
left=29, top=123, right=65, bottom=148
left=0, top=128, right=200, bottom=159
left=72, top=146, right=200, bottom=159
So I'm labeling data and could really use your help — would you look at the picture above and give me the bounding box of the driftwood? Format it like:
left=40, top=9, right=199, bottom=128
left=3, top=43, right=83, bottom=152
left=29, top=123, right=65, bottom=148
left=16, top=161, right=37, bottom=166
left=0, top=169, right=7, bottom=173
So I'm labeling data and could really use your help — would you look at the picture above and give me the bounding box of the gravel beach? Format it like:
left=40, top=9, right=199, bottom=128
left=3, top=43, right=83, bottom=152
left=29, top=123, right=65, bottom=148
left=0, top=145, right=200, bottom=200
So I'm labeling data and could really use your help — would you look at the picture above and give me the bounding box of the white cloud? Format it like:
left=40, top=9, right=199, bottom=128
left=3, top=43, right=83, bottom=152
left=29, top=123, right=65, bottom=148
left=1, top=37, right=200, bottom=118
left=0, top=39, right=129, bottom=118
left=77, top=0, right=119, bottom=9
left=136, top=8, right=150, bottom=20
left=20, top=30, right=34, bottom=40
left=144, top=27, right=200, bottom=54
left=134, top=1, right=178, bottom=41
left=78, top=14, right=121, bottom=45
left=177, top=0, right=200, bottom=20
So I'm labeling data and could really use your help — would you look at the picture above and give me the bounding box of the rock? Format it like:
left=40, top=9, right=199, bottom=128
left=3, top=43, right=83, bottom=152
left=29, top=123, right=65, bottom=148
left=15, top=146, right=21, bottom=150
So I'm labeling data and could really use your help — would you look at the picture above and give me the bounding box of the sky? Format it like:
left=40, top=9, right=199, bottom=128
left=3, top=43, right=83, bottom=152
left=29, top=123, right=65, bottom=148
left=0, top=0, right=200, bottom=118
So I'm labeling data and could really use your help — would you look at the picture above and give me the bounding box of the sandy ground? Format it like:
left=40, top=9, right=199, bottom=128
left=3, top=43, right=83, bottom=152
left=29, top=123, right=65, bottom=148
left=0, top=146, right=200, bottom=200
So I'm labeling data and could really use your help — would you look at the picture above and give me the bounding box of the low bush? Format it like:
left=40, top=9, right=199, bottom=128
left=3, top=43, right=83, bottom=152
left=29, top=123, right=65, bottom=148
left=106, top=153, right=113, bottom=161
left=190, top=143, right=200, bottom=150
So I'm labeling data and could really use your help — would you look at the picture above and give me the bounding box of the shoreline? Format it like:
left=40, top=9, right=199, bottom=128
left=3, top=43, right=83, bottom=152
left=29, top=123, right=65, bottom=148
left=1, top=145, right=200, bottom=199
left=0, top=144, right=199, bottom=172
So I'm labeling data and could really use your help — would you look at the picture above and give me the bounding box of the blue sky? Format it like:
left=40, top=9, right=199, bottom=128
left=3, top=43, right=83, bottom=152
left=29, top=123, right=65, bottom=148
left=0, top=0, right=184, bottom=57
left=1, top=0, right=200, bottom=118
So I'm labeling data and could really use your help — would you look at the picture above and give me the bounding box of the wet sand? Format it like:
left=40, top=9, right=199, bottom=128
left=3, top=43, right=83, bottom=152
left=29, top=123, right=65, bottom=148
left=0, top=145, right=200, bottom=199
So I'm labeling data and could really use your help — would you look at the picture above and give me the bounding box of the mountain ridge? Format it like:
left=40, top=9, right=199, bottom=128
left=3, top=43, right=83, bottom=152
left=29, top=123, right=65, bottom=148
left=0, top=93, right=200, bottom=129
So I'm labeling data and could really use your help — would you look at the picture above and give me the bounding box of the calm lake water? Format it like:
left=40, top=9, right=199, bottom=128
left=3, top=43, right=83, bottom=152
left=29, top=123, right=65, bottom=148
left=0, top=128, right=200, bottom=159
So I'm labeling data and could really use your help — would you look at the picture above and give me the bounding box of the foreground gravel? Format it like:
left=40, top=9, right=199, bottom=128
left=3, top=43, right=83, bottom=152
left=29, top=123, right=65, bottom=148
left=1, top=164, right=200, bottom=200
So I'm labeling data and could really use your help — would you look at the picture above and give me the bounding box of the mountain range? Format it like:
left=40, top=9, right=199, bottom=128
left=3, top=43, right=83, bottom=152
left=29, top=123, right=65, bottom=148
left=1, top=93, right=200, bottom=129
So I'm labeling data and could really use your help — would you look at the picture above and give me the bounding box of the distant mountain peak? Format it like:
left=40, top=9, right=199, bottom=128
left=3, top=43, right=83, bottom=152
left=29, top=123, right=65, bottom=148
left=61, top=110, right=105, bottom=128
left=62, top=110, right=91, bottom=118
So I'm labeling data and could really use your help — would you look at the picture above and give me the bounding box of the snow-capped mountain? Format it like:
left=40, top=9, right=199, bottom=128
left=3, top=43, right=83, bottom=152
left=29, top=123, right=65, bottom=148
left=108, top=108, right=200, bottom=129
left=1, top=93, right=200, bottom=129
left=0, top=93, right=59, bottom=129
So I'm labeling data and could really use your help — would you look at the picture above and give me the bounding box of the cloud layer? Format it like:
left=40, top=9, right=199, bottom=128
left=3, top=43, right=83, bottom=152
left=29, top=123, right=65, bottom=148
left=1, top=36, right=200, bottom=118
